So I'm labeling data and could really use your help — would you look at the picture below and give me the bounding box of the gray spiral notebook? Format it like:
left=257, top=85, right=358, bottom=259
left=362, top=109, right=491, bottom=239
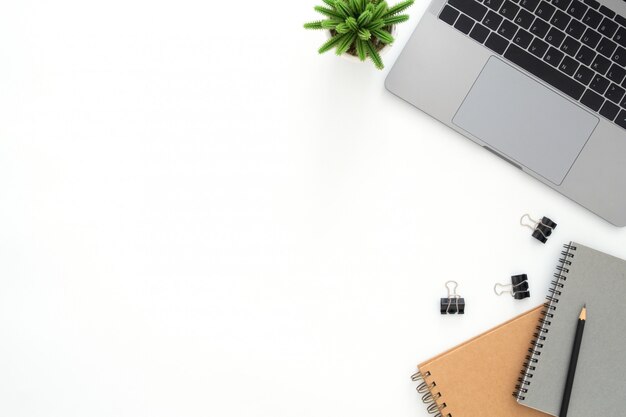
left=515, top=242, right=626, bottom=417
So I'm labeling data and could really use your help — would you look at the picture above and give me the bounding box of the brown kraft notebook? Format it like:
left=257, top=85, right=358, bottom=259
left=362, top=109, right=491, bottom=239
left=412, top=306, right=550, bottom=417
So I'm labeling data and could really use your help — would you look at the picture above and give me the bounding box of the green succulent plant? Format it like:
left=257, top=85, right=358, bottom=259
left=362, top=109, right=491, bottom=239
left=304, top=0, right=414, bottom=69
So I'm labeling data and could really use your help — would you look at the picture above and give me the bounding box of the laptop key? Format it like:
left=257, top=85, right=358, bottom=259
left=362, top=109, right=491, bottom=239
left=581, top=28, right=601, bottom=48
left=607, top=64, right=626, bottom=84
left=605, top=83, right=625, bottom=104
left=567, top=1, right=588, bottom=20
left=545, top=47, right=565, bottom=66
left=498, top=19, right=519, bottom=39
left=576, top=45, right=596, bottom=66
left=515, top=9, right=535, bottom=29
left=612, top=47, right=626, bottom=67
left=530, top=37, right=550, bottom=57
left=535, top=1, right=556, bottom=21
left=598, top=5, right=615, bottom=19
left=449, top=0, right=488, bottom=22
left=484, top=0, right=505, bottom=12
left=582, top=0, right=599, bottom=9
left=615, top=14, right=626, bottom=28
left=574, top=65, right=594, bottom=85
left=514, top=28, right=534, bottom=48
left=590, top=74, right=610, bottom=94
left=599, top=101, right=620, bottom=120
left=582, top=8, right=603, bottom=29
left=580, top=89, right=604, bottom=111
left=615, top=110, right=626, bottom=129
left=504, top=44, right=585, bottom=99
left=530, top=18, right=551, bottom=38
left=520, top=0, right=540, bottom=12
left=485, top=32, right=510, bottom=54
left=553, top=0, right=573, bottom=11
left=483, top=11, right=504, bottom=31
left=561, top=36, right=581, bottom=56
left=566, top=19, right=586, bottom=39
left=598, top=18, right=618, bottom=38
left=470, top=23, right=491, bottom=43
left=551, top=10, right=571, bottom=31
left=440, top=5, right=460, bottom=25
left=546, top=28, right=566, bottom=47
left=591, top=55, right=611, bottom=75
left=596, top=37, right=617, bottom=58
left=455, top=14, right=475, bottom=35
left=500, top=1, right=520, bottom=20
left=614, top=27, right=626, bottom=48
left=559, top=56, right=580, bottom=75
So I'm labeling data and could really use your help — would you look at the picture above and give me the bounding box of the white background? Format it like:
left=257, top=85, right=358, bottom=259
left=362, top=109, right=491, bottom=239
left=1, top=1, right=625, bottom=416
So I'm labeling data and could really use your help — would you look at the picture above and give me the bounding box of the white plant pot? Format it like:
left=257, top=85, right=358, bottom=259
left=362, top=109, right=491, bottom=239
left=326, top=25, right=397, bottom=63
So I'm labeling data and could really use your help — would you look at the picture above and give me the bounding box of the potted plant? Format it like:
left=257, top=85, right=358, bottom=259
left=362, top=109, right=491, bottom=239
left=304, top=0, right=414, bottom=70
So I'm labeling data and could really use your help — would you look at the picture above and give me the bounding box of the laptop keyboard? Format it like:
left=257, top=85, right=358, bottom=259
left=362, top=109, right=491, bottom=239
left=439, top=0, right=626, bottom=130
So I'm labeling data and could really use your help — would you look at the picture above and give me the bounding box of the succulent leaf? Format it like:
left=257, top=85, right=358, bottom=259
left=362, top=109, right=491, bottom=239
left=345, top=17, right=359, bottom=32
left=304, top=21, right=325, bottom=30
left=321, top=18, right=344, bottom=29
left=334, top=1, right=353, bottom=18
left=318, top=33, right=350, bottom=54
left=348, top=0, right=360, bottom=15
left=383, top=14, right=409, bottom=25
left=365, top=40, right=384, bottom=69
left=335, top=23, right=351, bottom=33
left=371, top=1, right=388, bottom=20
left=383, top=0, right=414, bottom=17
left=355, top=38, right=367, bottom=61
left=371, top=28, right=394, bottom=43
left=314, top=5, right=343, bottom=19
left=336, top=33, right=358, bottom=55
left=358, top=28, right=371, bottom=40
left=365, top=19, right=385, bottom=30
left=357, top=10, right=372, bottom=26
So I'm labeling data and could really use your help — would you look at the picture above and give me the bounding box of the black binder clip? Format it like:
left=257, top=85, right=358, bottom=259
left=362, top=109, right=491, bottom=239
left=440, top=280, right=465, bottom=314
left=520, top=214, right=557, bottom=244
left=494, top=274, right=530, bottom=300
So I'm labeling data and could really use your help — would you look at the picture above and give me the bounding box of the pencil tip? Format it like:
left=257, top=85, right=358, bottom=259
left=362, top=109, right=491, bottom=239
left=580, top=305, right=587, bottom=320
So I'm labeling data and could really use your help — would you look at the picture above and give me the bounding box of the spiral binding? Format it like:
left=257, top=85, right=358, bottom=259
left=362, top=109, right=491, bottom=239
left=513, top=243, right=578, bottom=401
left=411, top=370, right=452, bottom=417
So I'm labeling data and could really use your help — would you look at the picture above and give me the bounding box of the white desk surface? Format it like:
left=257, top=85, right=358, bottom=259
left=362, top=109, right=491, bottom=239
left=1, top=2, right=625, bottom=416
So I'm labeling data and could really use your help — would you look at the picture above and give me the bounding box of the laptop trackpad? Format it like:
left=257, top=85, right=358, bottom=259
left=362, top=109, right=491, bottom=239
left=452, top=57, right=598, bottom=185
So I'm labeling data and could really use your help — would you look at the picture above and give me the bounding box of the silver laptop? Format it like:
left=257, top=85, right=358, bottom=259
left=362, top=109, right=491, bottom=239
left=386, top=0, right=626, bottom=226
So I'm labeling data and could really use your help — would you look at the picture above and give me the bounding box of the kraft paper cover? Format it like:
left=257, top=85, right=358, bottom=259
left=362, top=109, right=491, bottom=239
left=417, top=306, right=549, bottom=417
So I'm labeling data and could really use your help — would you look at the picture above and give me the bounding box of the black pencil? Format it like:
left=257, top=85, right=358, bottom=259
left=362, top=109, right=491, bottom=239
left=559, top=305, right=587, bottom=417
